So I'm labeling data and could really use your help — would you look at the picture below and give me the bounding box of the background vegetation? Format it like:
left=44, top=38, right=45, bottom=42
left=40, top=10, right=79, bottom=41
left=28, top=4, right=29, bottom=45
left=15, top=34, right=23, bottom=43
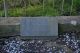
left=0, top=0, right=80, bottom=16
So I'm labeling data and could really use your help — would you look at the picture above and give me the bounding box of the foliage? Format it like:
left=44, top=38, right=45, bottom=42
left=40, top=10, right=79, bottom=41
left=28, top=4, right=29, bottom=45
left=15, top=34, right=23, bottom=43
left=0, top=0, right=80, bottom=16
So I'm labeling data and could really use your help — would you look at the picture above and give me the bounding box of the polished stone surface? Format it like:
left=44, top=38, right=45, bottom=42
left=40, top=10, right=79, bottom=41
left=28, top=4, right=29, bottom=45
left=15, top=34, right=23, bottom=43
left=20, top=17, right=58, bottom=36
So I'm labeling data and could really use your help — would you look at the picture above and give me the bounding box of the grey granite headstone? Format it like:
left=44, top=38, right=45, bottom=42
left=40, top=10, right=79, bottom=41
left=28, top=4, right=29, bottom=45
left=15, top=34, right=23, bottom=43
left=20, top=17, right=58, bottom=36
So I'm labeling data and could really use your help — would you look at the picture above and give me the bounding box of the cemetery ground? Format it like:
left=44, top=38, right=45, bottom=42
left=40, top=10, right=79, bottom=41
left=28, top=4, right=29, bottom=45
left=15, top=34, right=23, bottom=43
left=0, top=17, right=80, bottom=53
left=0, top=24, right=80, bottom=53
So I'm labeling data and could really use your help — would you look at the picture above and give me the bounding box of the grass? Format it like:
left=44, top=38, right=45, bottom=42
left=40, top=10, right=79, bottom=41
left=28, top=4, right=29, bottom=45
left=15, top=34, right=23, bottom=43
left=0, top=10, right=5, bottom=17
left=0, top=5, right=60, bottom=17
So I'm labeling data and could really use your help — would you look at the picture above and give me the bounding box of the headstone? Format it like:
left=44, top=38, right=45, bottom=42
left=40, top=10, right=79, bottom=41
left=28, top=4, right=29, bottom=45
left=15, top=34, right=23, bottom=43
left=20, top=17, right=58, bottom=36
